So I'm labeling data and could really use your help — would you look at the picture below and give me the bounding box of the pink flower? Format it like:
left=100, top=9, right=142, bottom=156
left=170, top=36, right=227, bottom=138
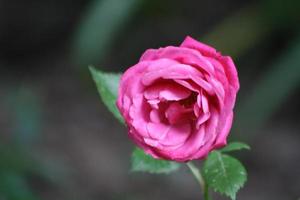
left=117, top=36, right=239, bottom=162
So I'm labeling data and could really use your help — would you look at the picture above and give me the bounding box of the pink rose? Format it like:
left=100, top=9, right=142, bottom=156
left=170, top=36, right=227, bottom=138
left=117, top=36, right=239, bottom=162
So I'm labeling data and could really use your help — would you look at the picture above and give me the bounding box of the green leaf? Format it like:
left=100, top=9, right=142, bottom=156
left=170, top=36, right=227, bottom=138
left=236, top=34, right=300, bottom=134
left=202, top=5, right=270, bottom=58
left=131, top=148, right=180, bottom=174
left=0, top=172, right=39, bottom=200
left=89, top=66, right=124, bottom=123
left=220, top=142, right=250, bottom=153
left=202, top=151, right=247, bottom=200
left=72, top=0, right=142, bottom=66
left=0, top=144, right=37, bottom=174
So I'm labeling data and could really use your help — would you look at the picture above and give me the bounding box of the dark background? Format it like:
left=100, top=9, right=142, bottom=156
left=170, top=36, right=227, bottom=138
left=0, top=0, right=299, bottom=199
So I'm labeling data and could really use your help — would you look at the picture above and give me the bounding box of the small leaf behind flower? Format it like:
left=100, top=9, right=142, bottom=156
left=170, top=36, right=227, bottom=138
left=202, top=151, right=247, bottom=200
left=131, top=148, right=180, bottom=174
left=220, top=142, right=250, bottom=153
left=89, top=66, right=124, bottom=124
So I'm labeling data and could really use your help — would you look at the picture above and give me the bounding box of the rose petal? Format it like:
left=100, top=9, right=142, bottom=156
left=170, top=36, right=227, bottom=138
left=150, top=109, right=162, bottom=123
left=175, top=79, right=201, bottom=93
left=159, top=87, right=191, bottom=101
left=189, top=74, right=214, bottom=95
left=142, top=62, right=201, bottom=86
left=127, top=127, right=159, bottom=158
left=180, top=36, right=218, bottom=57
left=147, top=99, right=160, bottom=109
left=197, top=93, right=202, bottom=106
left=159, top=123, right=191, bottom=146
left=129, top=94, right=149, bottom=120
left=214, top=112, right=233, bottom=148
left=159, top=125, right=206, bottom=161
left=140, top=46, right=215, bottom=75
left=117, top=61, right=149, bottom=119
left=219, top=56, right=240, bottom=92
left=193, top=103, right=200, bottom=117
left=165, top=102, right=192, bottom=124
left=205, top=75, right=225, bottom=108
left=144, top=82, right=191, bottom=101
left=196, top=112, right=211, bottom=129
left=201, top=94, right=209, bottom=113
left=141, top=59, right=179, bottom=85
left=146, top=122, right=170, bottom=140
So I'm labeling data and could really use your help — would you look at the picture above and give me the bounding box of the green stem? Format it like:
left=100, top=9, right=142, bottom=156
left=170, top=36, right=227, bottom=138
left=186, top=162, right=211, bottom=200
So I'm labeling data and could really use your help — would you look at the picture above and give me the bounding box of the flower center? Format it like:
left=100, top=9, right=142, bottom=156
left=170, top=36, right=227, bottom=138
left=156, top=93, right=197, bottom=125
left=179, top=92, right=198, bottom=108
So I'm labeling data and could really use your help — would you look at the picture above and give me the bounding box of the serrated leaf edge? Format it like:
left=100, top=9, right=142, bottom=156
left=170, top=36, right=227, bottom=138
left=220, top=142, right=251, bottom=153
left=204, top=151, right=247, bottom=200
left=89, top=66, right=124, bottom=124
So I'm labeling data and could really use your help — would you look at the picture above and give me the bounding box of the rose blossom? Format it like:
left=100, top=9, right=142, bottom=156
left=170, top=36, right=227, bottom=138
left=117, top=36, right=239, bottom=162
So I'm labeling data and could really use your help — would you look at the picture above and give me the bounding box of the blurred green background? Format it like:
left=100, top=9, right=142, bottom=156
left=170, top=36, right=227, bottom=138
left=0, top=0, right=299, bottom=199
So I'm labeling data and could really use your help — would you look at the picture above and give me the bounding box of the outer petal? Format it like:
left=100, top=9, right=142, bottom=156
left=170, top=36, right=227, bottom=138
left=140, top=46, right=215, bottom=75
left=117, top=61, right=150, bottom=119
left=213, top=112, right=233, bottom=148
left=181, top=36, right=239, bottom=92
left=156, top=125, right=206, bottom=161
left=218, top=56, right=240, bottom=92
left=180, top=36, right=219, bottom=57
left=142, top=60, right=214, bottom=95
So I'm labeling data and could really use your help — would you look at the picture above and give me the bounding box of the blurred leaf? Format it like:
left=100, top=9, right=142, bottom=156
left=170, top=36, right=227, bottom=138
left=89, top=66, right=124, bottom=123
left=7, top=88, right=42, bottom=145
left=202, top=5, right=271, bottom=58
left=220, top=142, right=250, bottom=153
left=202, top=2, right=299, bottom=58
left=131, top=148, right=180, bottom=174
left=236, top=34, right=300, bottom=132
left=202, top=151, right=247, bottom=200
left=0, top=144, right=37, bottom=174
left=0, top=172, right=39, bottom=200
left=72, top=0, right=142, bottom=66
left=263, top=0, right=300, bottom=28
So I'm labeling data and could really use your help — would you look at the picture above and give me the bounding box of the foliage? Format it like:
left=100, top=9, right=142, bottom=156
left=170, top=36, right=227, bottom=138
left=131, top=148, right=180, bottom=174
left=72, top=0, right=142, bottom=66
left=202, top=150, right=247, bottom=200
left=0, top=144, right=40, bottom=200
left=89, top=66, right=124, bottom=123
left=0, top=172, right=39, bottom=200
left=236, top=35, right=300, bottom=132
left=220, top=142, right=250, bottom=153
